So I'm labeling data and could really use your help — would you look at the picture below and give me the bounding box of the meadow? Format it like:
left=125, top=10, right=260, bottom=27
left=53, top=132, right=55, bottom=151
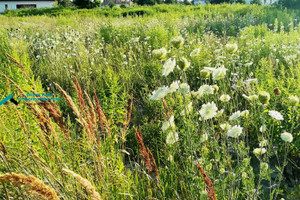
left=0, top=3, right=299, bottom=200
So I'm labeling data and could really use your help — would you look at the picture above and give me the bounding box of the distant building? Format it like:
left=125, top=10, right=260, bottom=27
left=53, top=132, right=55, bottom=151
left=0, top=0, right=55, bottom=13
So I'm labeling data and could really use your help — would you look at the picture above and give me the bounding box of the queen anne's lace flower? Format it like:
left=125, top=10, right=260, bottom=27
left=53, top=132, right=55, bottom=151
left=268, top=110, right=284, bottom=121
left=178, top=83, right=190, bottom=95
left=149, top=86, right=169, bottom=100
left=226, top=125, right=243, bottom=138
left=253, top=148, right=267, bottom=155
left=220, top=123, right=232, bottom=131
left=212, top=66, right=227, bottom=80
left=229, top=111, right=241, bottom=121
left=199, top=102, right=218, bottom=120
left=190, top=48, right=201, bottom=57
left=198, top=85, right=215, bottom=96
left=220, top=95, right=231, bottom=102
left=166, top=131, right=179, bottom=145
left=162, top=115, right=175, bottom=132
left=162, top=58, right=176, bottom=76
left=169, top=81, right=180, bottom=93
left=280, top=132, right=293, bottom=143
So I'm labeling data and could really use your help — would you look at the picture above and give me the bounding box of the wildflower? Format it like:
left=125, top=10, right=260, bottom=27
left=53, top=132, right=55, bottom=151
left=169, top=81, right=180, bottom=93
left=280, top=132, right=293, bottom=143
left=259, top=139, right=268, bottom=147
left=258, top=91, right=270, bottom=104
left=171, top=36, right=184, bottom=48
left=268, top=110, right=284, bottom=121
left=200, top=69, right=210, bottom=79
left=212, top=85, right=219, bottom=93
left=241, top=110, right=249, bottom=118
left=242, top=172, right=248, bottom=179
left=152, top=47, right=167, bottom=59
left=162, top=58, right=176, bottom=76
left=162, top=115, right=175, bottom=132
left=260, top=124, right=267, bottom=132
left=260, top=162, right=269, bottom=174
left=226, top=125, right=243, bottom=138
left=253, top=148, right=267, bottom=155
left=198, top=85, right=215, bottom=96
left=287, top=95, right=299, bottom=106
left=220, top=168, right=226, bottom=174
left=243, top=94, right=258, bottom=102
left=177, top=57, right=190, bottom=71
left=200, top=133, right=209, bottom=142
left=190, top=48, right=201, bottom=57
left=166, top=131, right=179, bottom=145
left=229, top=111, right=241, bottom=121
left=225, top=43, right=238, bottom=53
left=212, top=65, right=227, bottom=80
left=149, top=86, right=169, bottom=100
left=178, top=83, right=190, bottom=95
left=199, top=102, right=218, bottom=120
left=220, top=95, right=231, bottom=102
left=180, top=102, right=193, bottom=116
left=220, top=123, right=232, bottom=131
left=216, top=109, right=224, bottom=117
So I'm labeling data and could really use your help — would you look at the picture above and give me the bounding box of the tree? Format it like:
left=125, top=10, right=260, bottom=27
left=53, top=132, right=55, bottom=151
left=74, top=0, right=101, bottom=8
left=250, top=0, right=262, bottom=4
left=184, top=0, right=192, bottom=5
left=210, top=0, right=231, bottom=4
left=278, top=0, right=300, bottom=9
left=165, top=0, right=175, bottom=4
left=235, top=0, right=246, bottom=3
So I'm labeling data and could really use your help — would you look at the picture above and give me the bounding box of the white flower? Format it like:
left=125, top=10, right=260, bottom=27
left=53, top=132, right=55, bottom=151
left=212, top=65, right=227, bottom=80
left=225, top=43, right=238, bottom=53
left=243, top=94, right=258, bottom=102
left=199, top=102, right=218, bottom=120
left=220, top=123, right=232, bottom=131
left=229, top=111, right=241, bottom=121
left=149, top=86, right=169, bottom=100
left=152, top=47, right=167, bottom=59
left=166, top=131, right=179, bottom=145
left=178, top=83, right=190, bottom=95
left=260, top=124, right=267, bottom=132
left=280, top=132, right=293, bottom=143
left=216, top=109, right=224, bottom=117
left=226, top=125, right=243, bottom=138
left=220, top=95, right=231, bottom=102
left=259, top=139, right=268, bottom=147
left=253, top=148, right=267, bottom=155
left=169, top=80, right=180, bottom=93
left=162, top=58, right=176, bottom=76
left=162, top=115, right=175, bottom=132
left=200, top=133, right=209, bottom=142
left=197, top=85, right=215, bottom=96
left=268, top=110, right=284, bottom=121
left=241, top=110, right=249, bottom=118
left=180, top=102, right=193, bottom=116
left=190, top=48, right=201, bottom=57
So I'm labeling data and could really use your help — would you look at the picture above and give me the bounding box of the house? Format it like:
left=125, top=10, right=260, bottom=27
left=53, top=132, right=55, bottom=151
left=0, top=0, right=55, bottom=13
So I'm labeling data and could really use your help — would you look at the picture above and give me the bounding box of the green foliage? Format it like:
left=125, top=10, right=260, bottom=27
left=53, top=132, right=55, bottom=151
left=251, top=0, right=262, bottom=5
left=0, top=4, right=299, bottom=200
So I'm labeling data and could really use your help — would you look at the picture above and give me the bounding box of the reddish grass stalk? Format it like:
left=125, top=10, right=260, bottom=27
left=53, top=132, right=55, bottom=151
left=197, top=163, right=217, bottom=200
left=94, top=93, right=110, bottom=135
left=73, top=76, right=86, bottom=115
left=133, top=126, right=159, bottom=181
left=4, top=52, right=29, bottom=78
left=162, top=98, right=170, bottom=118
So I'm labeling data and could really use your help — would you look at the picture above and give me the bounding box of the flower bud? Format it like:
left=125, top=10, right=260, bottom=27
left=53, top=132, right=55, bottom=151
left=171, top=36, right=184, bottom=49
left=273, top=87, right=281, bottom=95
left=212, top=85, right=219, bottom=93
left=152, top=47, right=167, bottom=59
left=200, top=69, right=210, bottom=79
left=225, top=43, right=238, bottom=53
left=177, top=57, right=190, bottom=71
left=258, top=91, right=270, bottom=104
left=287, top=95, right=299, bottom=106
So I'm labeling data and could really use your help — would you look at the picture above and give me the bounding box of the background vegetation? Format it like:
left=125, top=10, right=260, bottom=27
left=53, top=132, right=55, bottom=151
left=0, top=4, right=299, bottom=200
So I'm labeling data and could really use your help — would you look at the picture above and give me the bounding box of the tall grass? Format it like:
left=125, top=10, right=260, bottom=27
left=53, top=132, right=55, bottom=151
left=0, top=4, right=299, bottom=200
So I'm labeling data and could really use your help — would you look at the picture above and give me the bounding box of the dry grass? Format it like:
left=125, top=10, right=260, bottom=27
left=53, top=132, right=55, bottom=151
left=197, top=163, right=217, bottom=200
left=0, top=173, right=59, bottom=200
left=63, top=168, right=102, bottom=200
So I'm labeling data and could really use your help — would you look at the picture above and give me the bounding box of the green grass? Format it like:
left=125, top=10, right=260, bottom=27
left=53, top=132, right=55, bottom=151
left=0, top=4, right=299, bottom=200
